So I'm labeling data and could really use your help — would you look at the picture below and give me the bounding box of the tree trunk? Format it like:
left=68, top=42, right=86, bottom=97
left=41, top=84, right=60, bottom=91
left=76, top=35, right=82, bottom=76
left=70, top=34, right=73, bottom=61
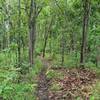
left=17, top=0, right=21, bottom=67
left=43, top=21, right=48, bottom=58
left=70, top=32, right=75, bottom=52
left=43, top=33, right=48, bottom=58
left=29, top=22, right=36, bottom=66
left=80, top=0, right=90, bottom=68
left=61, top=32, right=65, bottom=66
left=43, top=18, right=53, bottom=57
left=29, top=0, right=36, bottom=66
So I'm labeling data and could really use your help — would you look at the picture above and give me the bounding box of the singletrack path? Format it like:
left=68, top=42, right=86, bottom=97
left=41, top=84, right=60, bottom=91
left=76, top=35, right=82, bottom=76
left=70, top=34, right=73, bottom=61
left=37, top=57, right=50, bottom=100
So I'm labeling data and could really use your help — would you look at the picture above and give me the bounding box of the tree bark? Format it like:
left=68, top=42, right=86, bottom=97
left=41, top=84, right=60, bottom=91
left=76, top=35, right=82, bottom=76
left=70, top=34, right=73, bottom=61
left=43, top=29, right=48, bottom=57
left=43, top=18, right=53, bottom=58
left=17, top=0, right=21, bottom=67
left=29, top=0, right=36, bottom=66
left=70, top=32, right=75, bottom=52
left=80, top=0, right=90, bottom=68
left=61, top=32, right=65, bottom=66
left=28, top=0, right=43, bottom=66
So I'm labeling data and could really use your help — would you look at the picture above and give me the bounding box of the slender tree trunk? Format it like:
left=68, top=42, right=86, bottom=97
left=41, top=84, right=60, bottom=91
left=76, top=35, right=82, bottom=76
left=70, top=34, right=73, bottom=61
left=43, top=34, right=48, bottom=58
left=29, top=22, right=36, bottom=66
left=80, top=0, right=90, bottom=68
left=3, top=34, right=6, bottom=49
left=70, top=32, right=75, bottom=52
left=17, top=0, right=21, bottom=67
left=43, top=21, right=48, bottom=58
left=28, top=0, right=43, bottom=66
left=29, top=0, right=36, bottom=66
left=61, top=32, right=65, bottom=66
left=49, top=30, right=52, bottom=54
left=43, top=18, right=53, bottom=58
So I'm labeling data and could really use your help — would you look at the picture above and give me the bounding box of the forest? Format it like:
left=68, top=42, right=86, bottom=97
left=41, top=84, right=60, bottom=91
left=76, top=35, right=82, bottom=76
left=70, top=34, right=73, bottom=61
left=0, top=0, right=100, bottom=100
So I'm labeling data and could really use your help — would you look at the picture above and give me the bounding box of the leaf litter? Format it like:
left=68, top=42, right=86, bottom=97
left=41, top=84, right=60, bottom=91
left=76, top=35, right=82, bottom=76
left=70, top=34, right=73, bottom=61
left=48, top=68, right=97, bottom=100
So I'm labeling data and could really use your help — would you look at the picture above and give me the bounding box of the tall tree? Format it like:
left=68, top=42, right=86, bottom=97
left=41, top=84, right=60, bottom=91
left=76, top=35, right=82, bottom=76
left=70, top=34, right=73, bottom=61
left=28, top=0, right=43, bottom=66
left=17, top=0, right=21, bottom=66
left=43, top=17, right=53, bottom=57
left=80, top=0, right=91, bottom=67
left=28, top=0, right=36, bottom=66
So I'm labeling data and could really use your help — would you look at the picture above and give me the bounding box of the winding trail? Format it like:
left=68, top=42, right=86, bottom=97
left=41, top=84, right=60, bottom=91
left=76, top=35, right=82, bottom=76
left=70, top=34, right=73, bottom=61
left=37, top=57, right=49, bottom=100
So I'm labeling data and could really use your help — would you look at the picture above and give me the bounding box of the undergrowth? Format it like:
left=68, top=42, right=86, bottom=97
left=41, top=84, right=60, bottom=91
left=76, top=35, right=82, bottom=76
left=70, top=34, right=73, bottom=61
left=0, top=52, right=43, bottom=100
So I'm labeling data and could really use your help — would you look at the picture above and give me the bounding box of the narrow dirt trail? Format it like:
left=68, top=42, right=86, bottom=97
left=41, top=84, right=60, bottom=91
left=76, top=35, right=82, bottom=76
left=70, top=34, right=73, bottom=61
left=37, top=57, right=50, bottom=100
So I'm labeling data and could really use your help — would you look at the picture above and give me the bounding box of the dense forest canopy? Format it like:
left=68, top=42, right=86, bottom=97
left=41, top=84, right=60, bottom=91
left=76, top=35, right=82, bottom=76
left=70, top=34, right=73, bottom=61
left=0, top=0, right=100, bottom=100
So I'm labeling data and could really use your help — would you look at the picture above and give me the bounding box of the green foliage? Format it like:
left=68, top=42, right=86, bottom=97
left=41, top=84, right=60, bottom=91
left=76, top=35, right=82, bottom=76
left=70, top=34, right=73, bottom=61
left=31, top=57, right=43, bottom=76
left=46, top=69, right=64, bottom=80
left=46, top=70, right=56, bottom=79
left=0, top=51, right=17, bottom=67
left=50, top=83, right=61, bottom=91
left=90, top=81, right=100, bottom=100
left=0, top=0, right=100, bottom=99
left=1, top=83, right=36, bottom=100
left=9, top=43, right=18, bottom=51
left=0, top=56, right=43, bottom=100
